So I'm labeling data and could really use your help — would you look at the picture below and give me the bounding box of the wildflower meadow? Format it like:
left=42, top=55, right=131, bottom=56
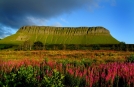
left=0, top=50, right=134, bottom=87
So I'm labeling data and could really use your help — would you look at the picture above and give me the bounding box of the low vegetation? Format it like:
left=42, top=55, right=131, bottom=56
left=0, top=55, right=134, bottom=87
left=127, top=55, right=134, bottom=63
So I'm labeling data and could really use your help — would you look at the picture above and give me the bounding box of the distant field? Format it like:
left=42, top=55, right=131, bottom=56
left=0, top=50, right=133, bottom=62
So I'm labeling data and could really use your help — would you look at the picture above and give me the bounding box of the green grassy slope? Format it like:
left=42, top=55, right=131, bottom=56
left=0, top=26, right=119, bottom=45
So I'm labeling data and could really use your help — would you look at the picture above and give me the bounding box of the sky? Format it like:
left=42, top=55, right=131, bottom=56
left=0, top=0, right=134, bottom=44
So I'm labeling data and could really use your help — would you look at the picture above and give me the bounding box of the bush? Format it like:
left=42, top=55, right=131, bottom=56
left=81, top=59, right=93, bottom=67
left=92, top=44, right=100, bottom=50
left=0, top=66, right=64, bottom=87
left=64, top=74, right=86, bottom=87
left=119, top=42, right=126, bottom=51
left=127, top=55, right=134, bottom=63
left=32, top=41, right=44, bottom=50
left=42, top=69, right=64, bottom=87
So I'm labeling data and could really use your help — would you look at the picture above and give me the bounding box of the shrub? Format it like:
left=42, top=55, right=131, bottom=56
left=81, top=59, right=93, bottom=67
left=64, top=73, right=86, bottom=87
left=0, top=66, right=37, bottom=87
left=119, top=42, right=126, bottom=51
left=42, top=69, right=64, bottom=87
left=32, top=41, right=44, bottom=50
left=92, top=44, right=100, bottom=50
left=0, top=66, right=64, bottom=87
left=127, top=55, right=134, bottom=63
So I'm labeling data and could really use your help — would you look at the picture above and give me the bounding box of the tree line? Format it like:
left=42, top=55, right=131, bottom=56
left=14, top=41, right=134, bottom=51
left=0, top=41, right=133, bottom=51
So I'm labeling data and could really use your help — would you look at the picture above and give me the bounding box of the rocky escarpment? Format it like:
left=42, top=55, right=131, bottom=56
left=17, top=26, right=110, bottom=35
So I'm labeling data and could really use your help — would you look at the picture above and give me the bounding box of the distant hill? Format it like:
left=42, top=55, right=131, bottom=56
left=0, top=26, right=119, bottom=45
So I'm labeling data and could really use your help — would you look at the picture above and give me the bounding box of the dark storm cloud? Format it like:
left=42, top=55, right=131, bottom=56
left=0, top=0, right=93, bottom=29
left=0, top=0, right=102, bottom=38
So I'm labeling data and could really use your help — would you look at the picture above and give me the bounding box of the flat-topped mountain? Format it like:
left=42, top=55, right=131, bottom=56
left=18, top=26, right=110, bottom=35
left=0, top=26, right=119, bottom=44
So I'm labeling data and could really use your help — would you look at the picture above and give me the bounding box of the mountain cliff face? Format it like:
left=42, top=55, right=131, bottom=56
left=0, top=26, right=119, bottom=44
left=17, top=26, right=110, bottom=35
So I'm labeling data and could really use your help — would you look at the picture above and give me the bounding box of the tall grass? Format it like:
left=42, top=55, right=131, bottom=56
left=0, top=59, right=134, bottom=87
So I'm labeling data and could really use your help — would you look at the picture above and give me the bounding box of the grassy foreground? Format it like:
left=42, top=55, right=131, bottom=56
left=0, top=50, right=134, bottom=87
